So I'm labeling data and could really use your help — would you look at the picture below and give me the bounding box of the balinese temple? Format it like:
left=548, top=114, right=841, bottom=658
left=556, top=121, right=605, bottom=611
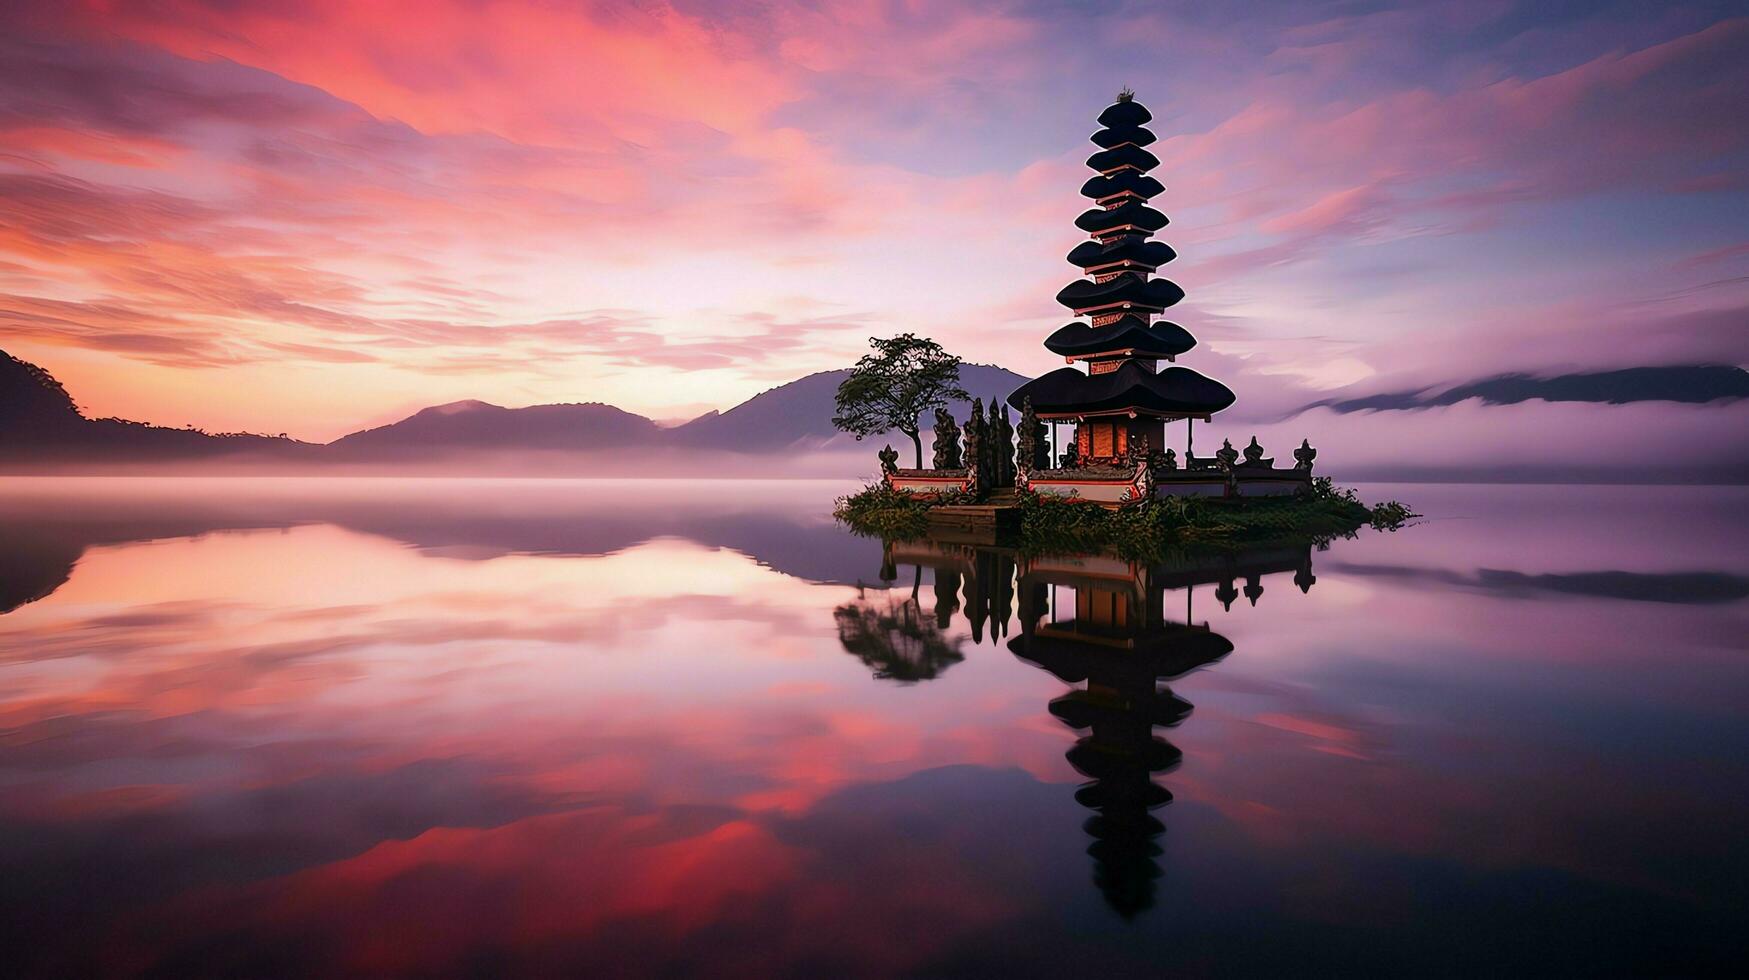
left=882, top=91, right=1318, bottom=504
left=1010, top=90, right=1233, bottom=462
left=998, top=92, right=1312, bottom=503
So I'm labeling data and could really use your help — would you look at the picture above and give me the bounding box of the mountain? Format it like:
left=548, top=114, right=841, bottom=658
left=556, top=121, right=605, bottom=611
left=1, top=350, right=83, bottom=434
left=1, top=350, right=312, bottom=463
left=1309, top=365, right=1749, bottom=414
left=329, top=399, right=662, bottom=456
left=670, top=363, right=1032, bottom=452
left=0, top=349, right=1030, bottom=467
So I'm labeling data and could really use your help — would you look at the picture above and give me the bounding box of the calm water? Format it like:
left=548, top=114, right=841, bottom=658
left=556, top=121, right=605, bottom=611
left=2, top=478, right=1746, bottom=978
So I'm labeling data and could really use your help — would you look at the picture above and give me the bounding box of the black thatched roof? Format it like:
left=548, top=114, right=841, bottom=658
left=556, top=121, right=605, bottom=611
left=1006, top=362, right=1235, bottom=417
left=1091, top=124, right=1157, bottom=149
left=1055, top=273, right=1184, bottom=313
left=1097, top=99, right=1153, bottom=128
left=1087, top=143, right=1160, bottom=174
left=1004, top=95, right=1236, bottom=424
left=1080, top=171, right=1164, bottom=201
left=1044, top=316, right=1196, bottom=359
left=1066, top=237, right=1176, bottom=271
left=1075, top=202, right=1168, bottom=235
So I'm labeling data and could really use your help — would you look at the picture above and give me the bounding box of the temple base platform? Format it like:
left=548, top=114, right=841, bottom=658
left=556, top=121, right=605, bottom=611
left=887, top=468, right=973, bottom=497
left=884, top=464, right=1313, bottom=510
left=924, top=501, right=1022, bottom=544
left=1027, top=465, right=1312, bottom=504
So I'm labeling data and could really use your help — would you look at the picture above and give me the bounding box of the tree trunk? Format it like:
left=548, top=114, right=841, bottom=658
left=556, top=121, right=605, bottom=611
left=905, top=429, right=923, bottom=468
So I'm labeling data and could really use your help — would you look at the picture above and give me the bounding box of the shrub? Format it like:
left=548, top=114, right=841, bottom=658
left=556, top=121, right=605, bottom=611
left=835, top=480, right=1417, bottom=553
left=833, top=482, right=935, bottom=540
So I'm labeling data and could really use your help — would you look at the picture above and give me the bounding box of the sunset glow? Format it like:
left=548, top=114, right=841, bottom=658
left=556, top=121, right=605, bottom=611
left=3, top=2, right=1744, bottom=440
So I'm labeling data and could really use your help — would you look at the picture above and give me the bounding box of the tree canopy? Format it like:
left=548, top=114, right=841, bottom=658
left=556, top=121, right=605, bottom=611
left=832, top=334, right=969, bottom=468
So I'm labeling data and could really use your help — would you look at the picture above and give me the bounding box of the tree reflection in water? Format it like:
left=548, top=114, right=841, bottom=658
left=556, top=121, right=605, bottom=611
left=873, top=538, right=1318, bottom=917
left=833, top=587, right=967, bottom=683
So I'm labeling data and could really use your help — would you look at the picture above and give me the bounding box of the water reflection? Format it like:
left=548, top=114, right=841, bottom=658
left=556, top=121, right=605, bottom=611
left=834, top=588, right=966, bottom=682
left=2, top=479, right=1747, bottom=976
left=881, top=541, right=1321, bottom=917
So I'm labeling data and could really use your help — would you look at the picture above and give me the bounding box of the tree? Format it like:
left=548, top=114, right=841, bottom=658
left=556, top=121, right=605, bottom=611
left=832, top=334, right=969, bottom=468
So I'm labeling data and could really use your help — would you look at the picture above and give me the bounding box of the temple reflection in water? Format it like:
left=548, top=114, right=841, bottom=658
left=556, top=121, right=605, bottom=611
left=864, top=539, right=1318, bottom=916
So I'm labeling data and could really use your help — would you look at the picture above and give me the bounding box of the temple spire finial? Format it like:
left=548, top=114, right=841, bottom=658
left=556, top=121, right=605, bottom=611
left=1117, top=86, right=1134, bottom=103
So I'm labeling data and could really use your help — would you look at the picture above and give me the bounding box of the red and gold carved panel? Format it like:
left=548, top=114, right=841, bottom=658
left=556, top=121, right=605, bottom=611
left=1090, top=423, right=1115, bottom=458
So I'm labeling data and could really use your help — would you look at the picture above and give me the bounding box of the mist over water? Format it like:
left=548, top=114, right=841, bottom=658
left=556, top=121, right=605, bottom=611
left=1, top=478, right=1745, bottom=976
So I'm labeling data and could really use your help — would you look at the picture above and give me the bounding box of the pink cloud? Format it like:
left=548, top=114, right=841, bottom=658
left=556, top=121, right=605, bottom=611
left=0, top=2, right=1742, bottom=440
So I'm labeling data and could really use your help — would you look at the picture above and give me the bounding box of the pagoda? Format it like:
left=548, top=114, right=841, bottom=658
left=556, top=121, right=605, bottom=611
left=1007, top=91, right=1250, bottom=499
left=886, top=91, right=1317, bottom=505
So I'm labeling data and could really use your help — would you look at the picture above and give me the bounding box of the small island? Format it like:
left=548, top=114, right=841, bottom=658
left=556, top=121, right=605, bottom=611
left=836, top=92, right=1411, bottom=552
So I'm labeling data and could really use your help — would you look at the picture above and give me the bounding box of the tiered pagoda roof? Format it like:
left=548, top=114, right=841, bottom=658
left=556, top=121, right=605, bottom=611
left=1043, top=315, right=1194, bottom=360
left=1009, top=92, right=1234, bottom=421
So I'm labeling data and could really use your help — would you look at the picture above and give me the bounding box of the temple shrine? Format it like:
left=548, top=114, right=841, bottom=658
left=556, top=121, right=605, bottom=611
left=886, top=91, right=1317, bottom=505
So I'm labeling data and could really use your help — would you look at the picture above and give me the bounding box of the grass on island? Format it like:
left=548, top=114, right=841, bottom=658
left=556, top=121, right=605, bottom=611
left=834, top=477, right=1415, bottom=556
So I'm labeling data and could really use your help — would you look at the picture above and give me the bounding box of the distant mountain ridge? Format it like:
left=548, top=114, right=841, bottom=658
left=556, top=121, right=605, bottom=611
left=329, top=399, right=662, bottom=456
left=0, top=348, right=1030, bottom=465
left=670, top=364, right=1030, bottom=451
left=7, top=348, right=1745, bottom=481
left=1307, top=365, right=1749, bottom=414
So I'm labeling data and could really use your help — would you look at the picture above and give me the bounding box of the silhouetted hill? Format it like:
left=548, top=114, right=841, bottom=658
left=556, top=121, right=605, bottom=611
left=329, top=399, right=662, bottom=455
left=1, top=350, right=311, bottom=463
left=2, top=350, right=86, bottom=434
left=671, top=363, right=1032, bottom=451
left=1310, top=365, right=1749, bottom=413
left=11, top=346, right=1743, bottom=481
left=1, top=348, right=1029, bottom=467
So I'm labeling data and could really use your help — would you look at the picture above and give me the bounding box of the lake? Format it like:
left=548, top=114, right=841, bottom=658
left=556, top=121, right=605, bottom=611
left=2, top=478, right=1745, bottom=977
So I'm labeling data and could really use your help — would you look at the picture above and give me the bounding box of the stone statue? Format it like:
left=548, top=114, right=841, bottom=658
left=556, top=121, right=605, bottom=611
left=1215, top=438, right=1239, bottom=469
left=878, top=444, right=899, bottom=474
left=1243, top=435, right=1265, bottom=466
left=1016, top=396, right=1049, bottom=472
left=1294, top=438, right=1318, bottom=472
left=991, top=397, right=1014, bottom=488
left=963, top=399, right=986, bottom=492
left=1014, top=401, right=1035, bottom=475
left=1131, top=431, right=1150, bottom=463
left=932, top=408, right=961, bottom=469
left=1162, top=447, right=1177, bottom=471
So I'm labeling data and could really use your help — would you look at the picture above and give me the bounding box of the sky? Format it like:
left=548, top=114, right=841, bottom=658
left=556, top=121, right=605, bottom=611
left=1, top=0, right=1746, bottom=443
